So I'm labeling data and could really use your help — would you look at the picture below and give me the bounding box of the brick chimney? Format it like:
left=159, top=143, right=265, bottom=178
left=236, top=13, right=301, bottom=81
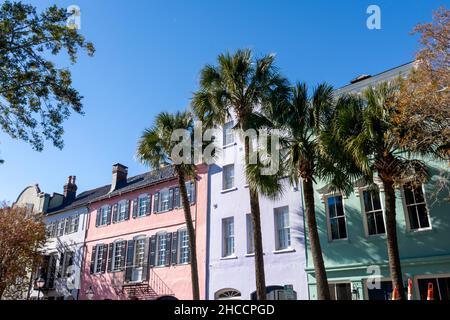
left=110, top=163, right=128, bottom=192
left=63, top=176, right=77, bottom=204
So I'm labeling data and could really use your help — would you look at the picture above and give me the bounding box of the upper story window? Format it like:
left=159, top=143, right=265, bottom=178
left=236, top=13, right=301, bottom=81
left=117, top=200, right=129, bottom=222
left=57, top=219, right=65, bottom=236
left=90, top=244, right=107, bottom=274
left=246, top=214, right=254, bottom=254
left=223, top=121, right=235, bottom=146
left=153, top=182, right=195, bottom=213
left=60, top=251, right=74, bottom=278
left=134, top=237, right=146, bottom=268
left=222, top=217, right=235, bottom=257
left=96, top=205, right=111, bottom=227
left=403, top=183, right=430, bottom=231
left=222, top=164, right=235, bottom=190
left=362, top=189, right=385, bottom=235
left=326, top=195, right=347, bottom=240
left=274, top=206, right=291, bottom=250
left=138, top=194, right=151, bottom=217
left=111, top=240, right=126, bottom=272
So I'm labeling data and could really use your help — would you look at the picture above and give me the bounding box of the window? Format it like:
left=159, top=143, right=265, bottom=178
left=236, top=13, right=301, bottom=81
left=186, top=181, right=195, bottom=204
left=134, top=238, right=146, bottom=267
left=118, top=201, right=128, bottom=222
left=367, top=280, right=393, bottom=300
left=95, top=244, right=106, bottom=274
left=62, top=251, right=74, bottom=278
left=215, top=289, right=241, bottom=300
left=178, top=229, right=190, bottom=264
left=222, top=217, right=235, bottom=257
left=138, top=194, right=150, bottom=216
left=246, top=214, right=254, bottom=254
left=362, top=189, right=385, bottom=235
left=418, top=277, right=450, bottom=300
left=67, top=215, right=79, bottom=234
left=274, top=207, right=291, bottom=250
left=403, top=183, right=430, bottom=230
left=113, top=241, right=126, bottom=271
left=156, top=233, right=168, bottom=266
left=160, top=190, right=170, bottom=212
left=222, top=165, right=235, bottom=190
left=57, top=219, right=65, bottom=236
left=329, top=283, right=352, bottom=300
left=99, top=205, right=111, bottom=226
left=223, top=121, right=234, bottom=146
left=327, top=195, right=347, bottom=240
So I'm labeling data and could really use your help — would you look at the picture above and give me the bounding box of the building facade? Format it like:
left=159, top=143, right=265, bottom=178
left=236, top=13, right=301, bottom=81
left=79, top=163, right=209, bottom=300
left=306, top=62, right=450, bottom=300
left=206, top=119, right=308, bottom=300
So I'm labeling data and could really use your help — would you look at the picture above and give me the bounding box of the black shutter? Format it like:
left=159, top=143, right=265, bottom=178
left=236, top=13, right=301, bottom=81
left=142, top=238, right=150, bottom=281
left=153, top=192, right=159, bottom=213
left=112, top=204, right=118, bottom=223
left=125, top=200, right=130, bottom=220
left=120, top=241, right=127, bottom=270
left=95, top=209, right=101, bottom=227
left=168, top=189, right=174, bottom=211
left=171, top=231, right=178, bottom=265
left=90, top=245, right=97, bottom=274
left=132, top=199, right=138, bottom=218
left=106, top=206, right=112, bottom=225
left=148, top=235, right=157, bottom=267
left=165, top=233, right=172, bottom=266
left=58, top=252, right=65, bottom=278
left=174, top=188, right=180, bottom=208
left=125, top=240, right=135, bottom=282
left=101, top=244, right=108, bottom=273
left=145, top=195, right=151, bottom=216
left=107, top=243, right=114, bottom=272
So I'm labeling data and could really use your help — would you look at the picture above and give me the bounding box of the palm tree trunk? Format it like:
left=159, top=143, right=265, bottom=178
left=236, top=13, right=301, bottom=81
left=382, top=179, right=406, bottom=300
left=244, top=138, right=267, bottom=300
left=303, top=178, right=330, bottom=300
left=178, top=173, right=200, bottom=300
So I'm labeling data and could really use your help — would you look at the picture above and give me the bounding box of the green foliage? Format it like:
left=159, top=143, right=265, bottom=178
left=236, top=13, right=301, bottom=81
left=0, top=1, right=94, bottom=152
left=192, top=49, right=289, bottom=198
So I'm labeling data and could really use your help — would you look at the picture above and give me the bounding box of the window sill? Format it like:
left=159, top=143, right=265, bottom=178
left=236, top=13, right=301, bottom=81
left=221, top=187, right=238, bottom=194
left=366, top=233, right=387, bottom=240
left=273, top=248, right=296, bottom=254
left=328, top=238, right=350, bottom=244
left=245, top=253, right=255, bottom=257
left=222, top=142, right=237, bottom=149
left=406, top=227, right=434, bottom=236
left=243, top=184, right=249, bottom=188
left=220, top=255, right=237, bottom=260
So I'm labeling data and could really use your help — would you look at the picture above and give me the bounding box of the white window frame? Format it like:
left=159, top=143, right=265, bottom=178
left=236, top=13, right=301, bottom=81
left=159, top=189, right=170, bottom=212
left=222, top=164, right=235, bottom=191
left=401, top=183, right=432, bottom=232
left=325, top=193, right=348, bottom=241
left=134, top=237, right=146, bottom=268
left=328, top=281, right=353, bottom=300
left=94, top=244, right=105, bottom=274
left=112, top=239, right=125, bottom=272
left=359, top=187, right=386, bottom=237
left=222, top=217, right=235, bottom=258
left=223, top=121, right=235, bottom=147
left=246, top=214, right=254, bottom=255
left=274, top=206, right=291, bottom=250
left=178, top=228, right=189, bottom=264
left=57, top=219, right=65, bottom=236
left=156, top=232, right=168, bottom=266
left=99, top=205, right=110, bottom=226
left=117, top=200, right=128, bottom=222
left=414, top=273, right=450, bottom=301
left=138, top=194, right=150, bottom=217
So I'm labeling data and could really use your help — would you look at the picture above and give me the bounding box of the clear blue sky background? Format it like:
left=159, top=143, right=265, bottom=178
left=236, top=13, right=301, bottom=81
left=0, top=0, right=445, bottom=202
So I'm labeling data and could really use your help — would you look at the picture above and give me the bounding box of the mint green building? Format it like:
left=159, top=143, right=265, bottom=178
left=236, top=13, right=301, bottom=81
left=305, top=62, right=450, bottom=300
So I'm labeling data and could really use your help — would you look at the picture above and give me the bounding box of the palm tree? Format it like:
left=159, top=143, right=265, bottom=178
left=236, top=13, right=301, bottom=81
left=268, top=82, right=361, bottom=300
left=333, top=82, right=432, bottom=300
left=137, top=111, right=201, bottom=300
left=191, top=49, right=289, bottom=300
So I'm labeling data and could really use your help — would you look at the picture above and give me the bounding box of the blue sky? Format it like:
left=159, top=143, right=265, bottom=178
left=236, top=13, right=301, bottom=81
left=0, top=0, right=445, bottom=202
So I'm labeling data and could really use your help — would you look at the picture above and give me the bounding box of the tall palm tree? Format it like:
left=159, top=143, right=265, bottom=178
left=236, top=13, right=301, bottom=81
left=137, top=111, right=201, bottom=300
left=268, top=82, right=361, bottom=300
left=333, top=82, right=432, bottom=300
left=191, top=49, right=289, bottom=300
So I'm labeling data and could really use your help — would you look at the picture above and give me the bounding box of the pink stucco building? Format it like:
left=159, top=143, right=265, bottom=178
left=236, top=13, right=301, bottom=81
left=79, top=163, right=208, bottom=300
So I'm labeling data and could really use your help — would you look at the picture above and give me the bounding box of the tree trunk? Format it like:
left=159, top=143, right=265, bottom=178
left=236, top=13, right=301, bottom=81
left=303, top=179, right=330, bottom=300
left=382, top=179, right=406, bottom=300
left=178, top=173, right=200, bottom=300
left=244, top=138, right=267, bottom=300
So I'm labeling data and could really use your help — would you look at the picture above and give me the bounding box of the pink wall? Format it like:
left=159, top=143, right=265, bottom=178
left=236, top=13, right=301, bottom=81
left=79, top=164, right=208, bottom=300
